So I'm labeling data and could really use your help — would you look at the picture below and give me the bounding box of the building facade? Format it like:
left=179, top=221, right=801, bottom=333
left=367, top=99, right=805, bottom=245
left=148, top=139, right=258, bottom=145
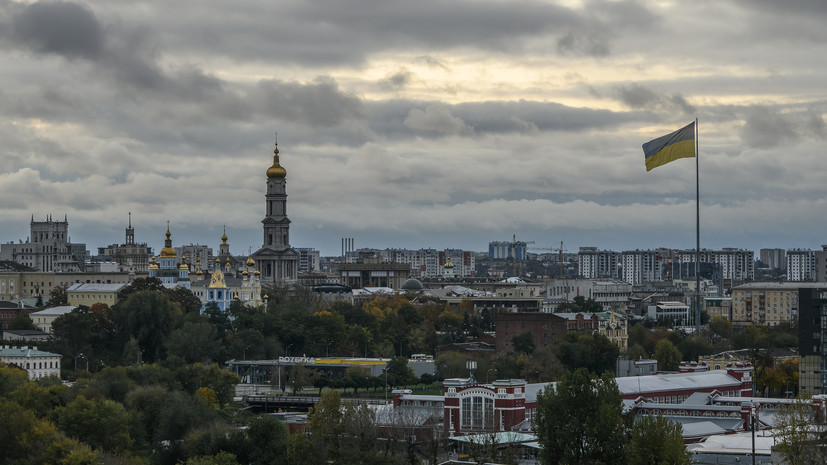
left=0, top=215, right=87, bottom=272
left=760, top=248, right=785, bottom=270
left=798, top=287, right=827, bottom=396
left=252, top=142, right=298, bottom=284
left=787, top=249, right=816, bottom=282
left=99, top=213, right=150, bottom=273
left=0, top=345, right=61, bottom=379
left=295, top=248, right=321, bottom=272
left=730, top=282, right=827, bottom=327
left=66, top=283, right=127, bottom=307
left=578, top=247, right=621, bottom=279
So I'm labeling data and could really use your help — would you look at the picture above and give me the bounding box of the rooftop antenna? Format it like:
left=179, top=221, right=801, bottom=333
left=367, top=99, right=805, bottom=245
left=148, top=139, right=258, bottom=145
left=128, top=212, right=132, bottom=228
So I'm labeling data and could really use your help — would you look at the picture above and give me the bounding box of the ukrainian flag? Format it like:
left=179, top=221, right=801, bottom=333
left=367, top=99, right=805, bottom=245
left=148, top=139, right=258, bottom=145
left=642, top=122, right=695, bottom=171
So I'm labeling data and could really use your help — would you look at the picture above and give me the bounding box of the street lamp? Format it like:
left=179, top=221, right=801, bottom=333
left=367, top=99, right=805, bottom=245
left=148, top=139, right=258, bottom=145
left=243, top=345, right=251, bottom=360
left=486, top=368, right=495, bottom=384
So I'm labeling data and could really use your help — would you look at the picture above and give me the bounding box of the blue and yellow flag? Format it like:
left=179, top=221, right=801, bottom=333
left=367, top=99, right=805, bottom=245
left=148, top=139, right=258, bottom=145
left=642, top=122, right=695, bottom=171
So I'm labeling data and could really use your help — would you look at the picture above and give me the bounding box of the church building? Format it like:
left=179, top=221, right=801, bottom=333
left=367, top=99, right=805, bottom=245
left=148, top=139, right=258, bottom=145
left=252, top=141, right=298, bottom=284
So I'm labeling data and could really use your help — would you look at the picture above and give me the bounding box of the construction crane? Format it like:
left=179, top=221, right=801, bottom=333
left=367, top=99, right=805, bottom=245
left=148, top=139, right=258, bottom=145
left=554, top=241, right=567, bottom=278
left=529, top=241, right=567, bottom=277
left=511, top=234, right=535, bottom=277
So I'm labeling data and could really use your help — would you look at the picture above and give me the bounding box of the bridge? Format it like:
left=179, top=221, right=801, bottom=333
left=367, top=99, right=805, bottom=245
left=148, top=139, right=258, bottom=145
left=242, top=394, right=390, bottom=413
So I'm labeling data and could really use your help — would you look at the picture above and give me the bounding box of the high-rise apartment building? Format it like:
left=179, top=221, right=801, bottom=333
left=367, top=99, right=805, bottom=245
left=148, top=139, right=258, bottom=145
left=760, top=248, right=786, bottom=270
left=787, top=249, right=816, bottom=282
left=578, top=247, right=621, bottom=279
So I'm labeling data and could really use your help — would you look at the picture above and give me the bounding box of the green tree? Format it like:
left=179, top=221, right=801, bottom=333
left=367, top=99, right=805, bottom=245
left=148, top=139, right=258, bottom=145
left=115, top=290, right=179, bottom=362
left=117, top=277, right=166, bottom=300
left=246, top=415, right=289, bottom=465
left=512, top=331, right=536, bottom=354
left=307, top=390, right=345, bottom=463
left=287, top=431, right=317, bottom=465
left=55, top=396, right=134, bottom=453
left=166, top=286, right=204, bottom=314
left=626, top=415, right=691, bottom=465
left=8, top=311, right=36, bottom=330
left=654, top=339, right=682, bottom=371
left=535, top=368, right=626, bottom=465
left=184, top=451, right=242, bottom=465
left=47, top=284, right=69, bottom=307
left=556, top=332, right=619, bottom=375
left=774, top=399, right=826, bottom=465
left=166, top=321, right=220, bottom=364
left=0, top=362, right=29, bottom=396
left=557, top=296, right=601, bottom=313
left=288, top=363, right=312, bottom=394
left=51, top=308, right=95, bottom=370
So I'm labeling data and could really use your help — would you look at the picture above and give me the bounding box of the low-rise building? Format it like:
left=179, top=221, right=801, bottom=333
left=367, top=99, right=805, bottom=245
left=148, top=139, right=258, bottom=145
left=0, top=345, right=61, bottom=379
left=647, top=301, right=691, bottom=325
left=67, top=283, right=127, bottom=307
left=28, top=306, right=76, bottom=333
left=704, top=297, right=732, bottom=321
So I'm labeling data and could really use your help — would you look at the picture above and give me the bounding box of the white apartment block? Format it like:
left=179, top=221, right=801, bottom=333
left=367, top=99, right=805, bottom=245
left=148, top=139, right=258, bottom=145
left=578, top=247, right=621, bottom=279
left=675, top=248, right=754, bottom=281
left=621, top=250, right=661, bottom=284
left=787, top=249, right=817, bottom=282
left=296, top=248, right=321, bottom=272
left=345, top=247, right=474, bottom=278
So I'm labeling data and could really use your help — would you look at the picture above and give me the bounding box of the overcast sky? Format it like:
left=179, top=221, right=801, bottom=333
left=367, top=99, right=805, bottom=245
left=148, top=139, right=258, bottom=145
left=2, top=0, right=826, bottom=258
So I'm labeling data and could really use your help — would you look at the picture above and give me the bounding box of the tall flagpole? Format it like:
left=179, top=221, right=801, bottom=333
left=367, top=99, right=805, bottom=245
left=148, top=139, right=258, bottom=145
left=695, top=117, right=701, bottom=336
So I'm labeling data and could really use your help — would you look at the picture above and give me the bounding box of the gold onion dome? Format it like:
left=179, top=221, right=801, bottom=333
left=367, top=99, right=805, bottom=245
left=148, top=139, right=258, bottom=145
left=246, top=256, right=255, bottom=267
left=444, top=257, right=454, bottom=268
left=160, top=228, right=176, bottom=257
left=254, top=269, right=260, bottom=276
left=149, top=256, right=159, bottom=270
left=242, top=269, right=249, bottom=276
left=266, top=144, right=287, bottom=178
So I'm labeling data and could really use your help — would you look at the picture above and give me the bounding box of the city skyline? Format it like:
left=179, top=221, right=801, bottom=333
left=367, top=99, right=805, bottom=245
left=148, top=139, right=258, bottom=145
left=2, top=1, right=827, bottom=257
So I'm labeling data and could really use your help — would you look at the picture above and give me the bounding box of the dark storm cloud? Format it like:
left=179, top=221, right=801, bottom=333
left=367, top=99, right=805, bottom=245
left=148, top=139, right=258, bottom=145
left=10, top=1, right=103, bottom=59
left=739, top=105, right=826, bottom=149
left=100, top=0, right=640, bottom=67
left=248, top=77, right=364, bottom=128
left=615, top=83, right=696, bottom=116
left=378, top=69, right=414, bottom=90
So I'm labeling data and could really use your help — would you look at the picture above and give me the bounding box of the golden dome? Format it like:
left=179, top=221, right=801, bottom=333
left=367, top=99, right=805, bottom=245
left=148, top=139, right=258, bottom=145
left=220, top=227, right=228, bottom=245
left=225, top=256, right=231, bottom=265
left=266, top=144, right=287, bottom=179
left=246, top=256, right=255, bottom=267
left=444, top=257, right=454, bottom=268
left=242, top=269, right=249, bottom=276
left=254, top=269, right=260, bottom=276
left=196, top=269, right=203, bottom=276
left=149, top=256, right=159, bottom=270
left=160, top=228, right=176, bottom=257
left=179, top=256, right=188, bottom=270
